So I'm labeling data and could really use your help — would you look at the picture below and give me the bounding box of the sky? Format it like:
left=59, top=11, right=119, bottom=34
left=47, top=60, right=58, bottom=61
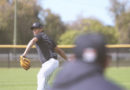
left=38, top=0, right=114, bottom=26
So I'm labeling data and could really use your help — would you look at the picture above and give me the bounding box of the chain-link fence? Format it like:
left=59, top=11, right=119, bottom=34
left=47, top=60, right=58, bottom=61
left=0, top=45, right=130, bottom=68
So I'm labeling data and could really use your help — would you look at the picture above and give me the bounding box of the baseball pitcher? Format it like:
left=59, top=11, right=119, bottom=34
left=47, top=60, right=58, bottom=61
left=20, top=22, right=67, bottom=90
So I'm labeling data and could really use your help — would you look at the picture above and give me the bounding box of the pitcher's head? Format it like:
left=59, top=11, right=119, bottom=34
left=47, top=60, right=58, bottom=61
left=31, top=22, right=43, bottom=35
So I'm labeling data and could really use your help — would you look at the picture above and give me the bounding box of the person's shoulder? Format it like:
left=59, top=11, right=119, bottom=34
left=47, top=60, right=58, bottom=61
left=36, top=32, right=48, bottom=39
left=37, top=32, right=46, bottom=35
left=42, top=32, right=49, bottom=38
left=35, top=32, right=43, bottom=37
left=34, top=32, right=44, bottom=40
left=80, top=75, right=124, bottom=90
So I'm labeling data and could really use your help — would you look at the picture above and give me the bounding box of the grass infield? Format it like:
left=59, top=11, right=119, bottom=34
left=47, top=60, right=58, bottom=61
left=0, top=67, right=130, bottom=90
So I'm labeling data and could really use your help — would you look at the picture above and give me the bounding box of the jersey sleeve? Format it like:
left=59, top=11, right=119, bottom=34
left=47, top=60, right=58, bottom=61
left=35, top=33, right=42, bottom=41
left=51, top=40, right=57, bottom=48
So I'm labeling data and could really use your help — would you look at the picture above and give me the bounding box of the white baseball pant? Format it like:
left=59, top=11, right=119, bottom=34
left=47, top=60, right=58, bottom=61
left=37, top=58, right=59, bottom=90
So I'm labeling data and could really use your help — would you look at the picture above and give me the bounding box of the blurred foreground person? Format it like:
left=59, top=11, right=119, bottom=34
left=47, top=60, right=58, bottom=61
left=49, top=33, right=123, bottom=90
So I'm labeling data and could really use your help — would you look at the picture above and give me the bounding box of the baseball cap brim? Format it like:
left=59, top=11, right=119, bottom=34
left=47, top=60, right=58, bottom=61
left=30, top=22, right=43, bottom=30
left=30, top=26, right=43, bottom=30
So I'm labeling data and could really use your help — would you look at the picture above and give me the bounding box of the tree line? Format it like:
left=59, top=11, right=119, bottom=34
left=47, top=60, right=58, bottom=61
left=0, top=0, right=130, bottom=45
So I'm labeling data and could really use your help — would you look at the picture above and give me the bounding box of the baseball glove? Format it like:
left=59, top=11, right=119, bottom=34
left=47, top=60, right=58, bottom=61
left=20, top=56, right=31, bottom=70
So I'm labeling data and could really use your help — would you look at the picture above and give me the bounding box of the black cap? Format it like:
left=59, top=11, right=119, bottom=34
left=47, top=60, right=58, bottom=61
left=74, top=33, right=107, bottom=64
left=30, top=22, right=43, bottom=30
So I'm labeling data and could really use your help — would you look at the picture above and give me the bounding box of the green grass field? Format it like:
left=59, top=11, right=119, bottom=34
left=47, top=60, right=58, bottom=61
left=0, top=67, right=130, bottom=90
left=106, top=67, right=130, bottom=89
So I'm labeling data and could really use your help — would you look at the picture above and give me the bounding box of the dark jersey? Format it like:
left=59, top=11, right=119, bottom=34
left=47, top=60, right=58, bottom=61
left=35, top=32, right=57, bottom=63
left=50, top=60, right=123, bottom=90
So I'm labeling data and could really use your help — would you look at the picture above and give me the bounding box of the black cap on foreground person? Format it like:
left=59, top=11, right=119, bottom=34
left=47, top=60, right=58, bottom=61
left=49, top=33, right=124, bottom=90
left=74, top=32, right=107, bottom=69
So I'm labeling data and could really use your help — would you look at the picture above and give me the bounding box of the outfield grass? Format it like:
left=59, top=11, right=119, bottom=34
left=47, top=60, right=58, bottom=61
left=106, top=67, right=130, bottom=89
left=0, top=68, right=38, bottom=90
left=0, top=67, right=130, bottom=90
